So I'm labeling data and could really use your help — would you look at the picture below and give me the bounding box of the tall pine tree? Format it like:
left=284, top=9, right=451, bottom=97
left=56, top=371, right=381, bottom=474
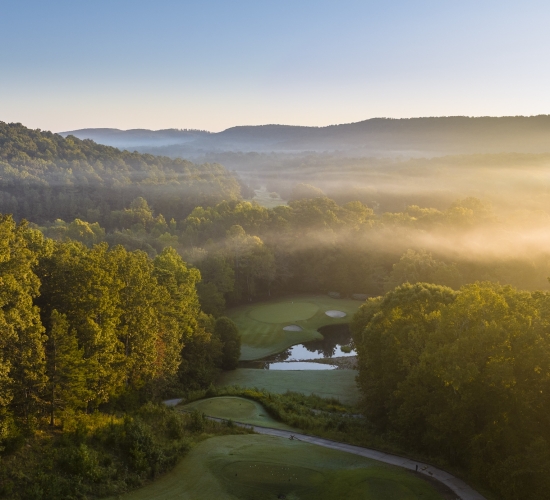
left=45, top=310, right=87, bottom=425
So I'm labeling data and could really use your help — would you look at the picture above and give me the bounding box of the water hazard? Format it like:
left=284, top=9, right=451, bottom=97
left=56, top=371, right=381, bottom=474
left=240, top=324, right=356, bottom=370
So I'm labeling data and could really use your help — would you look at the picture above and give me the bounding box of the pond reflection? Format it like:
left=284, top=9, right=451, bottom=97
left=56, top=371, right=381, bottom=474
left=240, top=323, right=355, bottom=370
left=300, top=324, right=354, bottom=358
left=268, top=361, right=337, bottom=370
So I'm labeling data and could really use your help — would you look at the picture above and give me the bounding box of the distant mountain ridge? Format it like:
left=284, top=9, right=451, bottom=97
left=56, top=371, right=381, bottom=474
left=60, top=127, right=210, bottom=149
left=61, top=116, right=550, bottom=157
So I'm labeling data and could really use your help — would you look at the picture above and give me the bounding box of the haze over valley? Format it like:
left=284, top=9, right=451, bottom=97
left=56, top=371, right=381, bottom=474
left=2, top=1, right=550, bottom=500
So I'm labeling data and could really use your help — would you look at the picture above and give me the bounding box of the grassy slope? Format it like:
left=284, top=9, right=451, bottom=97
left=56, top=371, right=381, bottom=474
left=227, top=295, right=360, bottom=360
left=180, top=396, right=294, bottom=430
left=217, top=369, right=360, bottom=406
left=116, top=434, right=446, bottom=500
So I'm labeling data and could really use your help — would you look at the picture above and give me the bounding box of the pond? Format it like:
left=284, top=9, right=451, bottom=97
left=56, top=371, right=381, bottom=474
left=240, top=324, right=355, bottom=370
left=268, top=361, right=337, bottom=370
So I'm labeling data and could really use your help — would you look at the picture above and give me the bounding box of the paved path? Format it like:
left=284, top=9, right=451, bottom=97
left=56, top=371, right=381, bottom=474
left=165, top=398, right=485, bottom=500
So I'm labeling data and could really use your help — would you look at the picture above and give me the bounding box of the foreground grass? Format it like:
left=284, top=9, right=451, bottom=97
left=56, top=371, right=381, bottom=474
left=227, top=294, right=360, bottom=360
left=188, top=388, right=496, bottom=500
left=115, top=434, right=447, bottom=500
left=217, top=368, right=360, bottom=405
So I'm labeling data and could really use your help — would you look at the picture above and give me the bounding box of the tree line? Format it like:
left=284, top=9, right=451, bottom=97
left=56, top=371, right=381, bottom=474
left=4, top=121, right=550, bottom=313
left=351, top=282, right=550, bottom=500
left=0, top=122, right=244, bottom=225
left=0, top=214, right=240, bottom=450
left=37, top=194, right=550, bottom=316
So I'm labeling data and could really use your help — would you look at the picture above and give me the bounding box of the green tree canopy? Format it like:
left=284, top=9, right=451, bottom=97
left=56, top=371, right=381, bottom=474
left=214, top=317, right=241, bottom=371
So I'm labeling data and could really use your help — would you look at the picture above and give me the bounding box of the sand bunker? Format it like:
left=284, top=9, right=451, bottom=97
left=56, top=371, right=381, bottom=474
left=325, top=310, right=347, bottom=318
left=283, top=325, right=303, bottom=332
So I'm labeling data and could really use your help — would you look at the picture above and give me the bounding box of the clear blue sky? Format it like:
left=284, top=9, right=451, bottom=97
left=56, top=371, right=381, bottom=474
left=1, top=0, right=549, bottom=131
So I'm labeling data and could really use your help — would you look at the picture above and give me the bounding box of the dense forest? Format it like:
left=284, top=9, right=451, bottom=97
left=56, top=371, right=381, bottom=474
left=37, top=193, right=550, bottom=316
left=2, top=121, right=550, bottom=499
left=0, top=122, right=246, bottom=224
left=351, top=282, right=550, bottom=500
left=0, top=214, right=240, bottom=423
left=0, top=214, right=242, bottom=498
left=0, top=125, right=246, bottom=495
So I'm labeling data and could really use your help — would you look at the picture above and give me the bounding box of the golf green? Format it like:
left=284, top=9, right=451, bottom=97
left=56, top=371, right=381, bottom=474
left=247, top=301, right=319, bottom=323
left=114, top=435, right=447, bottom=500
left=228, top=295, right=361, bottom=360
left=180, top=396, right=293, bottom=430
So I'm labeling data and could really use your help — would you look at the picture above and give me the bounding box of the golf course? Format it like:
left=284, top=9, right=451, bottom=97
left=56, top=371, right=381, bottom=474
left=128, top=297, right=457, bottom=500
left=217, top=295, right=362, bottom=406
left=227, top=295, right=360, bottom=361
left=114, top=434, right=449, bottom=500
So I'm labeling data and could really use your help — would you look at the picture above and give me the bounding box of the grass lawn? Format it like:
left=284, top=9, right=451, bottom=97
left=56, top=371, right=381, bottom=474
left=227, top=295, right=361, bottom=360
left=179, top=396, right=294, bottom=430
left=115, top=434, right=447, bottom=500
left=217, top=369, right=360, bottom=406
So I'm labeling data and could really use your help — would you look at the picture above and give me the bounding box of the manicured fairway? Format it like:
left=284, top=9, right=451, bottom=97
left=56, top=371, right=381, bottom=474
left=217, top=369, right=360, bottom=406
left=115, top=434, right=446, bottom=500
left=228, top=295, right=361, bottom=360
left=180, top=396, right=294, bottom=430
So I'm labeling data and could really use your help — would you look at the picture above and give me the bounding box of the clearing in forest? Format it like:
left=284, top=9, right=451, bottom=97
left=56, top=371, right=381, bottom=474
left=228, top=295, right=360, bottom=360
left=116, top=434, right=447, bottom=500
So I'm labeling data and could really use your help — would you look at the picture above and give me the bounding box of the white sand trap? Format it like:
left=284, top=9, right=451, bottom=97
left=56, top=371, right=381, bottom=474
left=325, top=310, right=347, bottom=318
left=283, top=325, right=303, bottom=331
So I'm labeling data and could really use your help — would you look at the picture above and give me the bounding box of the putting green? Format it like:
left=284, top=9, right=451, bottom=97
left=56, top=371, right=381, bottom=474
left=228, top=295, right=361, bottom=360
left=248, top=301, right=319, bottom=323
left=217, top=369, right=360, bottom=406
left=179, top=396, right=293, bottom=430
left=114, top=435, right=446, bottom=500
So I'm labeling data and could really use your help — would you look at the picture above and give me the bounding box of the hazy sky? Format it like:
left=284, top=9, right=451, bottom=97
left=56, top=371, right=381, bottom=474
left=1, top=0, right=549, bottom=132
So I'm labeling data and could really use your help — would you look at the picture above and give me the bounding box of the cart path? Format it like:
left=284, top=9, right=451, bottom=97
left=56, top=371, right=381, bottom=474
left=165, top=398, right=486, bottom=500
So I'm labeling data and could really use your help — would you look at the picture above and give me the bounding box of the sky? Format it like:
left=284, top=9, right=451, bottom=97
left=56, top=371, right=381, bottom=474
left=1, top=0, right=550, bottom=132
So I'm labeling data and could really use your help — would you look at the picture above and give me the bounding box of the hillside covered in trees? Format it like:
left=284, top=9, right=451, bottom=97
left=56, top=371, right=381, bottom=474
left=64, top=115, right=550, bottom=156
left=0, top=122, right=245, bottom=224
left=2, top=120, right=550, bottom=499
left=0, top=213, right=246, bottom=497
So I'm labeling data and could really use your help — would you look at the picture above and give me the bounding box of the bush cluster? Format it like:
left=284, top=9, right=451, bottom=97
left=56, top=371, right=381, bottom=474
left=0, top=403, right=249, bottom=500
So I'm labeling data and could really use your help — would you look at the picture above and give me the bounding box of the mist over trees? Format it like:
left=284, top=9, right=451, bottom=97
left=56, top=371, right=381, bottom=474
left=0, top=122, right=243, bottom=225
left=36, top=192, right=550, bottom=314
left=2, top=118, right=550, bottom=500
left=63, top=115, right=550, bottom=156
